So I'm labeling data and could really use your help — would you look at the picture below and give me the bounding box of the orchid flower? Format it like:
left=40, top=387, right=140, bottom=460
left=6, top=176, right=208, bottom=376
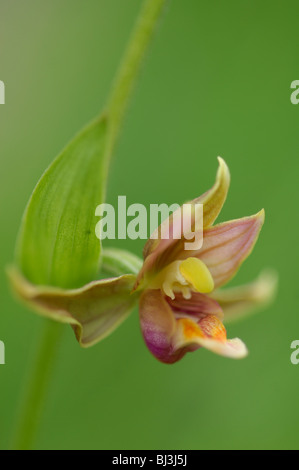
left=9, top=158, right=276, bottom=364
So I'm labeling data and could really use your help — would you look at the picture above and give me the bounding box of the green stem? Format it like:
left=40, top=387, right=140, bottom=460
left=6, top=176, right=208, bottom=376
left=11, top=0, right=168, bottom=450
left=11, top=321, right=63, bottom=450
left=106, top=0, right=168, bottom=146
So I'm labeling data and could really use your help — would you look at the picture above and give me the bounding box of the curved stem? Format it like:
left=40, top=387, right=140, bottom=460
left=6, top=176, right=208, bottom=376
left=11, top=321, right=63, bottom=450
left=106, top=0, right=168, bottom=147
left=11, top=0, right=168, bottom=450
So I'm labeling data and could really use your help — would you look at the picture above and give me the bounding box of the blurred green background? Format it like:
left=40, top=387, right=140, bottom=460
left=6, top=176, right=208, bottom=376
left=0, top=0, right=298, bottom=450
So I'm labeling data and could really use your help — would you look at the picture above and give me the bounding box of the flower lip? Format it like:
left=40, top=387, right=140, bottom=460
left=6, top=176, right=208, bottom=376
left=139, top=289, right=248, bottom=364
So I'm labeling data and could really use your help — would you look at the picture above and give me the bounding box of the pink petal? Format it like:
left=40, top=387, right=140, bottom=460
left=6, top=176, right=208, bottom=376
left=175, top=210, right=265, bottom=289
left=198, top=211, right=265, bottom=288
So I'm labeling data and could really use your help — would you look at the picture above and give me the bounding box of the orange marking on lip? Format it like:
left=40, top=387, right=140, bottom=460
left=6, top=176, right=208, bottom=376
left=199, top=315, right=227, bottom=342
left=178, top=315, right=227, bottom=343
left=178, top=318, right=204, bottom=340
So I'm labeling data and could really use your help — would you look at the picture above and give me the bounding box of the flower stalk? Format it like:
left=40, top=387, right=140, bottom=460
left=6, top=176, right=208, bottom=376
left=11, top=322, right=64, bottom=450
left=106, top=0, right=167, bottom=147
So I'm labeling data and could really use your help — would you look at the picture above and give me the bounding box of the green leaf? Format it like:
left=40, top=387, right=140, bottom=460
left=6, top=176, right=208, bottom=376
left=16, top=115, right=109, bottom=289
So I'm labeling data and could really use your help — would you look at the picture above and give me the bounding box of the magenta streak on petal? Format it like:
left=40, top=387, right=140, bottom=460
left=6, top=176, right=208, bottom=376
left=140, top=318, right=190, bottom=365
left=139, top=289, right=192, bottom=364
left=167, top=292, right=223, bottom=319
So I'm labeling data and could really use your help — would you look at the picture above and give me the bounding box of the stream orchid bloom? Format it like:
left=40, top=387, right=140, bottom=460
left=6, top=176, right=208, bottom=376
left=9, top=158, right=276, bottom=364
left=132, top=157, right=266, bottom=363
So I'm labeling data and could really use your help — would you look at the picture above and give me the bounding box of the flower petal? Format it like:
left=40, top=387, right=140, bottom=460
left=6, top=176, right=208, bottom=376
left=171, top=210, right=264, bottom=289
left=192, top=156, right=230, bottom=229
left=197, top=210, right=265, bottom=288
left=8, top=267, right=138, bottom=347
left=211, top=270, right=278, bottom=323
left=134, top=157, right=230, bottom=291
left=139, top=289, right=247, bottom=364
